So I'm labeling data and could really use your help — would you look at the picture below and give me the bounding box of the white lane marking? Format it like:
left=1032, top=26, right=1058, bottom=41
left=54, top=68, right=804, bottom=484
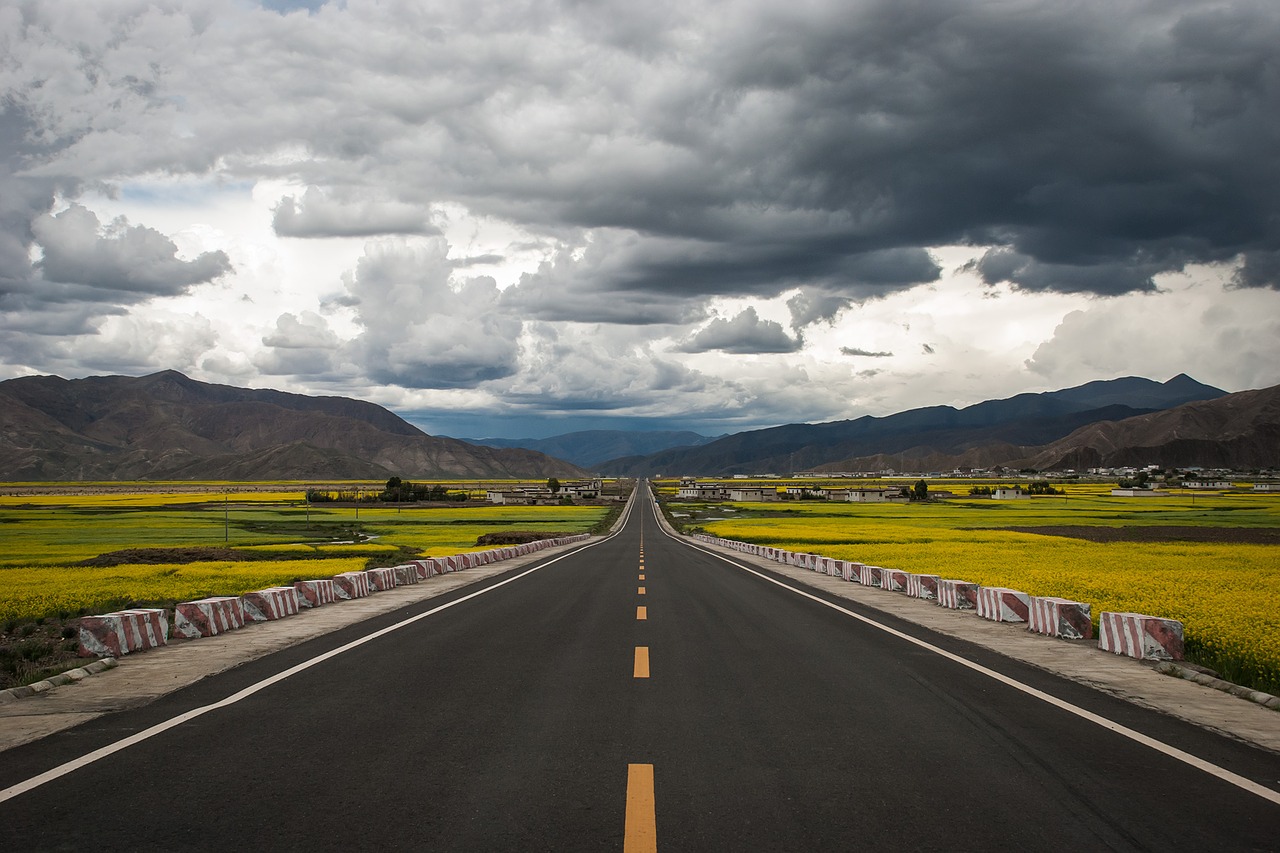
left=657, top=510, right=1280, bottom=807
left=0, top=495, right=638, bottom=805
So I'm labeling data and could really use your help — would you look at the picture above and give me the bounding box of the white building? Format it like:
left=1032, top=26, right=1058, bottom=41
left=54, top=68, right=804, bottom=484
left=992, top=488, right=1028, bottom=500
left=728, top=488, right=778, bottom=502
left=846, top=488, right=908, bottom=502
left=677, top=484, right=727, bottom=500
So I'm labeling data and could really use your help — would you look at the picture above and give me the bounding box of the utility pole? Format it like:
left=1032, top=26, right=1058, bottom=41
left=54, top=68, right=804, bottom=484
left=224, top=491, right=229, bottom=543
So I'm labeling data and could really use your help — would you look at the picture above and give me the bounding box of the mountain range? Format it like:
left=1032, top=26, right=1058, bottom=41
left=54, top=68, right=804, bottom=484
left=466, top=430, right=720, bottom=468
left=2, top=370, right=1273, bottom=481
left=598, top=375, right=1278, bottom=475
left=0, top=371, right=588, bottom=481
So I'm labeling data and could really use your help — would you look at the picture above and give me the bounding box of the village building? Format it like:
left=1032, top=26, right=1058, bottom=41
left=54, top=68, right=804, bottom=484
left=676, top=483, right=728, bottom=500
left=992, top=488, right=1028, bottom=500
left=783, top=486, right=825, bottom=497
left=846, top=487, right=908, bottom=502
left=727, top=487, right=778, bottom=502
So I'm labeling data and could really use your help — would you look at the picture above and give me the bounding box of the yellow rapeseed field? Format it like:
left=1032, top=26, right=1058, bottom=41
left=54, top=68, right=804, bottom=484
left=0, top=487, right=610, bottom=625
left=686, top=494, right=1280, bottom=693
left=0, top=558, right=370, bottom=626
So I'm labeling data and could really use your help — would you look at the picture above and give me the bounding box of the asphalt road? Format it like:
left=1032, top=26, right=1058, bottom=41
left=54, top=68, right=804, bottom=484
left=1, top=486, right=1278, bottom=851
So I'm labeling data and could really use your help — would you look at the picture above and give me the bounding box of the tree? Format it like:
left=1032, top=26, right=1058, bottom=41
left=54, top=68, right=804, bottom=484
left=547, top=477, right=561, bottom=493
left=913, top=479, right=928, bottom=501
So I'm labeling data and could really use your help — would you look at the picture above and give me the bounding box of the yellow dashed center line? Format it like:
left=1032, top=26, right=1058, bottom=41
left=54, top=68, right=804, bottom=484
left=638, top=586, right=646, bottom=595
left=634, top=646, right=650, bottom=678
left=639, top=573, right=645, bottom=581
left=624, top=763, right=657, bottom=852
left=636, top=605, right=647, bottom=620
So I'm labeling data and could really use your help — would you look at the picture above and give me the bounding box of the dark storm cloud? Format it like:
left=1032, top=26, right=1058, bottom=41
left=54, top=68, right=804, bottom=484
left=10, top=0, right=1279, bottom=318
left=34, top=204, right=231, bottom=296
left=1232, top=250, right=1280, bottom=291
left=0, top=105, right=66, bottom=314
left=678, top=307, right=802, bottom=354
left=413, top=0, right=1276, bottom=316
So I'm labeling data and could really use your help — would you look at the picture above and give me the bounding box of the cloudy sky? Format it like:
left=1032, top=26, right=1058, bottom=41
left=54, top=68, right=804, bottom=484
left=2, top=0, right=1278, bottom=439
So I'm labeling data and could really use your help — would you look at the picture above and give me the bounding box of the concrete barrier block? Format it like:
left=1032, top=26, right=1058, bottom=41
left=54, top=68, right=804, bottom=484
left=415, top=558, right=444, bottom=579
left=77, top=608, right=169, bottom=657
left=1029, top=597, right=1093, bottom=640
left=332, top=571, right=372, bottom=599
left=858, top=565, right=883, bottom=587
left=393, top=565, right=420, bottom=585
left=906, top=574, right=940, bottom=600
left=937, top=580, right=979, bottom=610
left=882, top=569, right=909, bottom=592
left=242, top=587, right=301, bottom=622
left=77, top=615, right=126, bottom=657
left=174, top=597, right=245, bottom=638
left=364, top=567, right=398, bottom=591
left=294, top=579, right=336, bottom=608
left=977, top=587, right=1031, bottom=623
left=1099, top=612, right=1184, bottom=660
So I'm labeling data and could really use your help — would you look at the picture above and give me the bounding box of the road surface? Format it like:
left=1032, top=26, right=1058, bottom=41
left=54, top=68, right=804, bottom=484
left=2, top=485, right=1277, bottom=850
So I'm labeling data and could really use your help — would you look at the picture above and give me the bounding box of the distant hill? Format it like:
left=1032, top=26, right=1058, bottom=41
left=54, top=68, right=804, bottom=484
left=468, top=430, right=721, bottom=468
left=0, top=371, right=589, bottom=481
left=813, top=384, right=1279, bottom=472
left=1018, top=384, right=1280, bottom=471
left=604, top=375, right=1231, bottom=476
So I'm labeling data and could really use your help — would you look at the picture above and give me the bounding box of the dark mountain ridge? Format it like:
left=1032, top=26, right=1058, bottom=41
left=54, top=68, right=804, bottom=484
left=0, top=371, right=588, bottom=481
left=602, top=375, right=1230, bottom=475
left=467, top=429, right=720, bottom=468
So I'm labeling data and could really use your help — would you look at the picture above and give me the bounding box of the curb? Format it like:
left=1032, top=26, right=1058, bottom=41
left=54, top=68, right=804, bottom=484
left=0, top=658, right=119, bottom=704
left=1155, top=660, right=1280, bottom=711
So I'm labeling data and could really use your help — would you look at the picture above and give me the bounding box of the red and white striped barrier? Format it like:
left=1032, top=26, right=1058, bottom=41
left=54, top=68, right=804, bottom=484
left=175, top=597, right=245, bottom=638
left=365, top=567, right=398, bottom=591
left=858, top=565, right=883, bottom=587
left=242, top=587, right=301, bottom=622
left=332, top=571, right=372, bottom=599
left=905, top=574, right=940, bottom=600
left=1099, top=612, right=1184, bottom=660
left=77, top=608, right=169, bottom=657
left=1028, top=597, right=1092, bottom=640
left=412, top=559, right=440, bottom=579
left=977, top=587, right=1031, bottom=623
left=841, top=561, right=861, bottom=582
left=882, top=569, right=909, bottom=592
left=937, top=580, right=979, bottom=610
left=393, top=565, right=420, bottom=585
left=294, top=579, right=336, bottom=608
